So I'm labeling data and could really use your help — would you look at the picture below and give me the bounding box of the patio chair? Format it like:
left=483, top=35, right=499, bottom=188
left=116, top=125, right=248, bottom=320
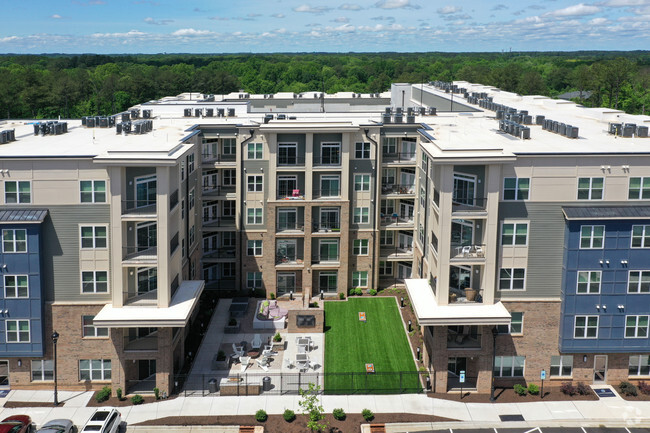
left=231, top=343, right=245, bottom=361
left=262, top=346, right=278, bottom=358
left=240, top=356, right=251, bottom=372
left=297, top=360, right=311, bottom=372
left=461, top=245, right=471, bottom=257
left=256, top=358, right=269, bottom=372
left=284, top=358, right=294, bottom=369
left=474, top=245, right=484, bottom=257
left=251, top=334, right=263, bottom=350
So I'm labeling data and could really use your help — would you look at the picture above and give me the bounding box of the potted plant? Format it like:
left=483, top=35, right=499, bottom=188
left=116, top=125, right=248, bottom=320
left=271, top=332, right=285, bottom=351
left=212, top=350, right=230, bottom=370
left=224, top=317, right=240, bottom=334
left=464, top=288, right=477, bottom=301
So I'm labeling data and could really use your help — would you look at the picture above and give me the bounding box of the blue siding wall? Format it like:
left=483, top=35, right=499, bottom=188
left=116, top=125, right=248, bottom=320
left=561, top=219, right=650, bottom=353
left=0, top=223, right=44, bottom=357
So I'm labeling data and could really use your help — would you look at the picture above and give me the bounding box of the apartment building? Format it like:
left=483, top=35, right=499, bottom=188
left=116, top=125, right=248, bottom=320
left=0, top=83, right=648, bottom=396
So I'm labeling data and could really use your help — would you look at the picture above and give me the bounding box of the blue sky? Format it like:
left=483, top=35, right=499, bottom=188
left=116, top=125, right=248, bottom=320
left=1, top=0, right=649, bottom=53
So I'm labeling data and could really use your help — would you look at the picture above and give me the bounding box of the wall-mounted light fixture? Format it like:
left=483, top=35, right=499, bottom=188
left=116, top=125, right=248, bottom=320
left=583, top=355, right=588, bottom=362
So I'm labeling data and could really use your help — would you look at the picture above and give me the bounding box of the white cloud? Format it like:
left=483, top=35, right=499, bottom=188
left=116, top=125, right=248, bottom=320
left=375, top=0, right=420, bottom=9
left=271, top=13, right=285, bottom=18
left=546, top=3, right=602, bottom=17
left=293, top=5, right=333, bottom=14
left=172, top=28, right=214, bottom=36
left=332, top=16, right=350, bottom=22
left=144, top=17, right=174, bottom=25
left=91, top=30, right=147, bottom=38
left=491, top=4, right=508, bottom=11
left=437, top=5, right=462, bottom=14
left=598, top=0, right=648, bottom=6
left=0, top=36, right=20, bottom=42
left=590, top=17, right=609, bottom=24
left=51, top=14, right=62, bottom=19
left=339, top=3, right=363, bottom=10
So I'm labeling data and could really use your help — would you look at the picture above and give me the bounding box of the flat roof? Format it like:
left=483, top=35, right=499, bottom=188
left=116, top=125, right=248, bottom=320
left=563, top=206, right=650, bottom=220
left=0, top=209, right=48, bottom=224
left=405, top=279, right=511, bottom=326
left=93, top=280, right=204, bottom=327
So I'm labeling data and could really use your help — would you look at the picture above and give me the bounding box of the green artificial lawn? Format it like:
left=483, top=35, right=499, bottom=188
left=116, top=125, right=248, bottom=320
left=323, top=297, right=420, bottom=394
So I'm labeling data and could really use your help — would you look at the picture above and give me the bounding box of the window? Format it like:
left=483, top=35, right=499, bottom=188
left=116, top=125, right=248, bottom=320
left=574, top=315, right=598, bottom=338
left=137, top=268, right=157, bottom=294
left=223, top=169, right=236, bottom=186
left=381, top=200, right=394, bottom=216
left=223, top=200, right=236, bottom=217
left=189, top=225, right=195, bottom=246
left=628, top=271, right=650, bottom=293
left=180, top=160, right=185, bottom=180
left=223, top=262, right=236, bottom=277
left=247, top=175, right=263, bottom=192
left=577, top=177, right=604, bottom=200
left=278, top=175, right=298, bottom=198
left=382, top=168, right=396, bottom=185
left=629, top=177, right=650, bottom=200
left=632, top=225, right=650, bottom=248
left=494, top=356, right=525, bottom=377
left=320, top=142, right=341, bottom=165
left=278, top=143, right=298, bottom=165
left=355, top=142, right=370, bottom=159
left=247, top=272, right=262, bottom=289
left=319, top=271, right=338, bottom=292
left=497, top=312, right=523, bottom=334
left=420, top=187, right=426, bottom=207
left=352, top=271, right=368, bottom=288
left=580, top=225, right=605, bottom=249
left=31, top=360, right=54, bottom=381
left=380, top=230, right=394, bottom=246
left=354, top=174, right=371, bottom=191
left=5, top=180, right=31, bottom=204
left=4, top=275, right=28, bottom=298
left=382, top=137, right=397, bottom=155
left=80, top=226, right=107, bottom=249
left=82, top=271, right=108, bottom=293
left=181, top=199, right=185, bottom=219
left=319, top=239, right=339, bottom=262
left=187, top=153, right=195, bottom=173
left=354, top=207, right=369, bottom=224
left=501, top=223, right=528, bottom=245
left=222, top=138, right=236, bottom=156
left=503, top=178, right=529, bottom=201
left=2, top=229, right=27, bottom=253
left=248, top=142, right=263, bottom=159
left=189, top=188, right=195, bottom=210
left=80, top=180, right=106, bottom=203
left=320, top=175, right=340, bottom=197
left=82, top=315, right=108, bottom=338
left=550, top=355, right=573, bottom=377
left=6, top=320, right=30, bottom=342
left=629, top=355, right=650, bottom=376
left=353, top=239, right=369, bottom=255
left=79, top=359, right=111, bottom=381
left=577, top=271, right=601, bottom=294
left=247, top=208, right=263, bottom=224
left=247, top=240, right=262, bottom=256
left=379, top=261, right=393, bottom=276
left=625, top=315, right=649, bottom=338
left=499, top=268, right=525, bottom=290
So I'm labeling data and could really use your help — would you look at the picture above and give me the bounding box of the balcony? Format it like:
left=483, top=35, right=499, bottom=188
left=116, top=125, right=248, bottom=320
left=382, top=152, right=416, bottom=164
left=277, top=222, right=305, bottom=233
left=312, top=222, right=341, bottom=233
left=381, top=184, right=415, bottom=196
left=450, top=244, right=486, bottom=261
left=277, top=189, right=305, bottom=201
left=446, top=326, right=482, bottom=349
left=313, top=156, right=341, bottom=167
left=203, top=247, right=237, bottom=260
left=275, top=254, right=304, bottom=266
left=205, top=278, right=236, bottom=291
left=123, top=334, right=158, bottom=352
left=201, top=153, right=236, bottom=165
left=380, top=214, right=414, bottom=228
left=313, top=189, right=341, bottom=199
left=203, top=217, right=236, bottom=230
left=124, top=289, right=158, bottom=306
left=311, top=254, right=340, bottom=265
left=170, top=190, right=179, bottom=211
left=452, top=198, right=488, bottom=216
left=202, top=185, right=236, bottom=197
left=122, top=246, right=157, bottom=265
left=380, top=246, right=414, bottom=260
left=277, top=156, right=306, bottom=167
left=121, top=200, right=157, bottom=219
left=449, top=287, right=484, bottom=304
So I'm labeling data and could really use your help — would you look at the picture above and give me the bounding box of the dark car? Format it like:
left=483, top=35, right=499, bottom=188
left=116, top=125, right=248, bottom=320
left=0, top=415, right=34, bottom=433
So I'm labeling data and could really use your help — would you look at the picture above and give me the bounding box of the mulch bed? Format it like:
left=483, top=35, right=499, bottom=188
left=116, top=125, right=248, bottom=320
left=428, top=386, right=598, bottom=403
left=616, top=387, right=650, bottom=401
left=135, top=413, right=456, bottom=433
left=4, top=401, right=57, bottom=408
left=87, top=393, right=160, bottom=407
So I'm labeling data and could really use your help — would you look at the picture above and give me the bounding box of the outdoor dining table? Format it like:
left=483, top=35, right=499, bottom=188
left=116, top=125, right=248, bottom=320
left=296, top=337, right=311, bottom=351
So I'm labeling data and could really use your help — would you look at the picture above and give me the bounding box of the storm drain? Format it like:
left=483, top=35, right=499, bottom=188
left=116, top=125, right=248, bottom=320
left=499, top=415, right=526, bottom=422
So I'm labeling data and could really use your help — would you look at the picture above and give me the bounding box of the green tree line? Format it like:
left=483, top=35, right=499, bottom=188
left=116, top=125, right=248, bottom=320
left=0, top=51, right=648, bottom=119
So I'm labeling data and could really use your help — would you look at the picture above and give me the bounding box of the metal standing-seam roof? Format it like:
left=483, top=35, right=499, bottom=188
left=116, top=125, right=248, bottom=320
left=562, top=206, right=650, bottom=220
left=0, top=208, right=49, bottom=224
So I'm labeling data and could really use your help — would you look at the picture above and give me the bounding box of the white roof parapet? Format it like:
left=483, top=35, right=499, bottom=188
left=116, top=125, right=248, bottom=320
left=405, top=279, right=511, bottom=326
left=93, top=280, right=204, bottom=328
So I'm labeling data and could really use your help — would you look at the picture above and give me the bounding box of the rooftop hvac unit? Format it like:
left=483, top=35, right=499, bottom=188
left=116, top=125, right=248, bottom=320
left=521, top=128, right=531, bottom=140
left=123, top=122, right=131, bottom=133
left=637, top=126, right=649, bottom=138
left=536, top=115, right=545, bottom=125
left=519, top=110, right=528, bottom=116
left=428, top=107, right=436, bottom=116
left=86, top=118, right=95, bottom=128
left=116, top=123, right=122, bottom=134
left=108, top=116, right=116, bottom=127
left=7, top=129, right=15, bottom=141
left=217, top=108, right=224, bottom=117
left=382, top=113, right=391, bottom=124
left=227, top=108, right=235, bottom=117
left=496, top=110, right=504, bottom=120
left=130, top=109, right=140, bottom=119
left=609, top=123, right=622, bottom=135
left=406, top=115, right=415, bottom=124
left=314, top=94, right=318, bottom=98
left=569, top=126, right=579, bottom=138
left=407, top=107, right=414, bottom=116
left=134, top=123, right=142, bottom=134
left=81, top=116, right=87, bottom=126
left=99, top=117, right=109, bottom=128
left=263, top=114, right=273, bottom=124
left=385, top=107, right=391, bottom=114
left=464, top=92, right=469, bottom=99
left=352, top=94, right=356, bottom=98
left=393, top=114, right=403, bottom=123
left=395, top=107, right=403, bottom=114
left=142, top=110, right=151, bottom=119
left=205, top=108, right=214, bottom=117
left=559, top=123, right=567, bottom=136
left=184, top=108, right=192, bottom=117
left=623, top=124, right=635, bottom=137
left=277, top=114, right=286, bottom=120
left=195, top=108, right=202, bottom=117
left=289, top=116, right=297, bottom=120
left=523, top=115, right=532, bottom=125
left=419, top=107, right=426, bottom=115
left=122, top=113, right=131, bottom=122
left=0, top=131, right=7, bottom=145
left=33, top=124, right=40, bottom=135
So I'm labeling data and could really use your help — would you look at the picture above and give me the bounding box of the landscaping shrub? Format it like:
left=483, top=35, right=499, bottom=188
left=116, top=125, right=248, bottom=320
left=619, top=381, right=638, bottom=396
left=131, top=394, right=144, bottom=405
left=561, top=382, right=577, bottom=396
left=270, top=292, right=276, bottom=300
left=339, top=292, right=345, bottom=300
left=528, top=383, right=540, bottom=395
left=116, top=388, right=123, bottom=401
left=95, top=386, right=111, bottom=403
left=273, top=332, right=282, bottom=342
left=228, top=317, right=237, bottom=326
left=368, top=289, right=377, bottom=296
left=361, top=409, right=374, bottom=421
left=638, top=381, right=650, bottom=395
left=576, top=382, right=591, bottom=395
left=216, top=350, right=226, bottom=361
left=283, top=409, right=295, bottom=422
left=255, top=409, right=268, bottom=422
left=333, top=408, right=346, bottom=420
left=153, top=387, right=160, bottom=400
left=513, top=384, right=527, bottom=396
left=354, top=288, right=363, bottom=296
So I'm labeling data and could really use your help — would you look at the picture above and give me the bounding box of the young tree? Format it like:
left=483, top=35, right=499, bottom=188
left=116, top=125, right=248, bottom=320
left=298, top=383, right=328, bottom=433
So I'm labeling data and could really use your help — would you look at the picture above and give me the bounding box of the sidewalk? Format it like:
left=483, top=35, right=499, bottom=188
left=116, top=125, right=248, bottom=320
left=0, top=388, right=649, bottom=430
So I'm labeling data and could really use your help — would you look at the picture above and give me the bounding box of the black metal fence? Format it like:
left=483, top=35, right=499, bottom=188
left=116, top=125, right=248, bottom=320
left=173, top=370, right=430, bottom=397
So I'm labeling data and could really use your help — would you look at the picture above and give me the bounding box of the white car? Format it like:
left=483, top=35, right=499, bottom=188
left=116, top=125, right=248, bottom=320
left=81, top=408, right=121, bottom=433
left=36, top=419, right=75, bottom=433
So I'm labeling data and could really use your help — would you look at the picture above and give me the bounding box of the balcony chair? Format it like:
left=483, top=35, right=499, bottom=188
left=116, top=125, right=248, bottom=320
left=251, top=334, right=263, bottom=350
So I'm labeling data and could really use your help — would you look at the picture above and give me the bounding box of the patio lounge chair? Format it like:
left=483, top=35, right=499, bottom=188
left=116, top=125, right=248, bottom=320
left=240, top=356, right=251, bottom=372
left=461, top=245, right=471, bottom=257
left=231, top=343, right=245, bottom=361
left=256, top=358, right=269, bottom=372
left=251, top=334, right=263, bottom=350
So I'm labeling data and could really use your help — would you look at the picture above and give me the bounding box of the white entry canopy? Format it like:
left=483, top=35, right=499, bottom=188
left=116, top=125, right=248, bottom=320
left=405, top=279, right=511, bottom=326
left=93, top=280, right=204, bottom=328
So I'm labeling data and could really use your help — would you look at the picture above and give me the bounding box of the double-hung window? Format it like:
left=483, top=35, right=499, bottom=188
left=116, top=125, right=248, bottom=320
left=577, top=271, right=601, bottom=294
left=31, top=360, right=54, bottom=381
left=355, top=142, right=370, bottom=159
left=79, top=359, right=111, bottom=381
left=80, top=180, right=106, bottom=203
left=629, top=177, right=650, bottom=200
left=580, top=225, right=605, bottom=249
left=354, top=207, right=369, bottom=224
left=625, top=315, right=649, bottom=338
left=499, top=268, right=525, bottom=290
left=503, top=178, right=529, bottom=201
left=550, top=355, right=573, bottom=377
left=82, top=315, right=109, bottom=338
left=494, top=356, right=525, bottom=377
left=353, top=239, right=369, bottom=255
left=574, top=315, right=598, bottom=338
left=352, top=271, right=368, bottom=288
left=5, top=180, right=31, bottom=204
left=247, top=175, right=263, bottom=192
left=247, top=208, right=263, bottom=224
left=247, top=272, right=262, bottom=289
left=80, top=226, right=107, bottom=249
left=631, top=225, right=650, bottom=248
left=497, top=312, right=523, bottom=334
left=247, top=142, right=263, bottom=159
left=4, top=275, right=28, bottom=298
left=577, top=177, right=604, bottom=200
left=628, top=270, right=650, bottom=293
left=82, top=271, right=108, bottom=293
left=247, top=240, right=263, bottom=256
left=187, top=153, right=195, bottom=173
left=629, top=355, right=650, bottom=376
left=354, top=174, right=371, bottom=191
left=6, top=320, right=30, bottom=342
left=2, top=229, right=27, bottom=253
left=501, top=222, right=528, bottom=245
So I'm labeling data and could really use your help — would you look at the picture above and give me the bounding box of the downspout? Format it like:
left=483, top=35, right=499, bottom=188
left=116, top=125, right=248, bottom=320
left=365, top=128, right=379, bottom=290
left=239, top=128, right=256, bottom=292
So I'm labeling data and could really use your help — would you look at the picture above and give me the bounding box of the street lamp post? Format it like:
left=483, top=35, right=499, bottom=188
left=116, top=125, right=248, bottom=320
left=490, top=326, right=498, bottom=402
left=52, top=331, right=59, bottom=406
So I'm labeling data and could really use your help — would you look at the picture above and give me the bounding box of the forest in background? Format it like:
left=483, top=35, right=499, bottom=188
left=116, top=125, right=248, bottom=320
left=0, top=51, right=648, bottom=119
